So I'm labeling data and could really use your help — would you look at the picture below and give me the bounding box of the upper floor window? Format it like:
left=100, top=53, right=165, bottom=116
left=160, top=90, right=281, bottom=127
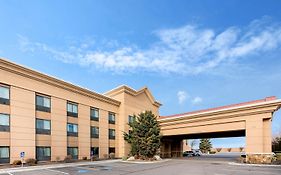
left=67, top=123, right=78, bottom=137
left=36, top=119, right=51, bottom=135
left=90, top=108, right=99, bottom=121
left=0, top=85, right=9, bottom=105
left=128, top=115, right=136, bottom=124
left=36, top=95, right=51, bottom=112
left=109, top=129, right=115, bottom=140
left=0, top=114, right=9, bottom=132
left=67, top=102, right=78, bottom=117
left=91, top=126, right=99, bottom=138
left=108, top=112, right=115, bottom=124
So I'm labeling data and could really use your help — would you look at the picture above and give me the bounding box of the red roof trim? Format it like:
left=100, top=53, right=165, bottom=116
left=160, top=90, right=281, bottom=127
left=160, top=96, right=277, bottom=119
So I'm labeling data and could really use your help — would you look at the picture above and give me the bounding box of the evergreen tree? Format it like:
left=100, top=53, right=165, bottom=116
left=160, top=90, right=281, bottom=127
left=199, top=138, right=212, bottom=153
left=124, top=111, right=161, bottom=159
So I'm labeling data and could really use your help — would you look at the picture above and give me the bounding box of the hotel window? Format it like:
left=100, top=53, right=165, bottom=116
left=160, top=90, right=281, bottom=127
left=109, top=129, right=115, bottom=140
left=0, top=147, right=9, bottom=163
left=109, top=147, right=115, bottom=154
left=90, top=108, right=99, bottom=121
left=67, top=101, right=78, bottom=117
left=0, top=85, right=9, bottom=105
left=0, top=114, right=10, bottom=132
left=67, top=147, right=78, bottom=159
left=36, top=147, right=51, bottom=161
left=128, top=115, right=135, bottom=124
left=91, top=126, right=99, bottom=138
left=91, top=147, right=99, bottom=157
left=67, top=123, right=78, bottom=137
left=36, top=119, right=51, bottom=135
left=108, top=112, right=115, bottom=124
left=36, top=95, right=51, bottom=112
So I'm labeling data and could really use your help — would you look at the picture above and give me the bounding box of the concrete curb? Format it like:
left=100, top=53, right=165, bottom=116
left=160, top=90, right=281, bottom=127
left=0, top=159, right=121, bottom=174
left=121, top=159, right=170, bottom=164
left=228, top=162, right=281, bottom=167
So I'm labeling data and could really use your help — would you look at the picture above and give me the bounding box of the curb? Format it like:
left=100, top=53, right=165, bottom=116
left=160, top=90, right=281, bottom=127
left=228, top=162, right=281, bottom=167
left=121, top=159, right=170, bottom=164
left=0, top=159, right=121, bottom=174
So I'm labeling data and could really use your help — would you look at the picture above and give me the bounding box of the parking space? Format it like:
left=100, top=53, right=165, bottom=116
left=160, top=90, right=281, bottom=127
left=3, top=158, right=281, bottom=175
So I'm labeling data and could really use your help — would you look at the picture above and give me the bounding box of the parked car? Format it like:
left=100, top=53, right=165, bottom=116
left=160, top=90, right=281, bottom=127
left=192, top=149, right=202, bottom=156
left=183, top=151, right=195, bottom=157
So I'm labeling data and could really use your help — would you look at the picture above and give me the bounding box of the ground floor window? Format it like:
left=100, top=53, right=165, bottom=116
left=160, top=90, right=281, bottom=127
left=91, top=147, right=99, bottom=158
left=67, top=147, right=78, bottom=159
left=36, top=147, right=51, bottom=161
left=109, top=147, right=115, bottom=154
left=0, top=147, right=9, bottom=163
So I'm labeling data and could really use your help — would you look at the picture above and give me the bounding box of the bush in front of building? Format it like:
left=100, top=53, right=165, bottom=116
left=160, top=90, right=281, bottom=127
left=64, top=155, right=73, bottom=163
left=124, top=111, right=161, bottom=160
left=12, top=160, right=22, bottom=165
left=25, top=158, right=38, bottom=166
left=109, top=153, right=115, bottom=159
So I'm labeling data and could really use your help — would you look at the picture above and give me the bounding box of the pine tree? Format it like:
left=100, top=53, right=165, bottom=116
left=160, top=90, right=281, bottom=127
left=124, top=111, right=161, bottom=159
left=199, top=138, right=212, bottom=153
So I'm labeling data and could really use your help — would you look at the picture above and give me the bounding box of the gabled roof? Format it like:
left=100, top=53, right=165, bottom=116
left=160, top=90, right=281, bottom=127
left=104, top=85, right=162, bottom=107
left=160, top=96, right=279, bottom=119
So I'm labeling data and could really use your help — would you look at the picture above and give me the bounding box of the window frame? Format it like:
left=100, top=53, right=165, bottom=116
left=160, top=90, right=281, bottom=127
left=67, top=147, right=78, bottom=159
left=109, top=129, right=115, bottom=140
left=91, top=126, right=99, bottom=138
left=36, top=118, right=51, bottom=135
left=67, top=101, right=78, bottom=117
left=90, top=107, right=99, bottom=121
left=36, top=147, right=51, bottom=161
left=36, top=94, right=51, bottom=113
left=67, top=123, right=78, bottom=137
left=0, top=84, right=10, bottom=105
left=0, top=113, right=10, bottom=132
left=108, top=112, right=115, bottom=124
left=0, top=146, right=10, bottom=163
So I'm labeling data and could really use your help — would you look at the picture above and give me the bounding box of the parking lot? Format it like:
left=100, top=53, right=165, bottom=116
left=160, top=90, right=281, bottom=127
left=1, top=155, right=280, bottom=175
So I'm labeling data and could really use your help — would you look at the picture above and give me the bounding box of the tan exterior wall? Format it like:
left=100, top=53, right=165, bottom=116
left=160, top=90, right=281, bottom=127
left=0, top=58, right=161, bottom=163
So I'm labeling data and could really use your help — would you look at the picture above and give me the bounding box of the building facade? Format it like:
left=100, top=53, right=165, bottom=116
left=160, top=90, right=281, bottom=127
left=0, top=58, right=161, bottom=163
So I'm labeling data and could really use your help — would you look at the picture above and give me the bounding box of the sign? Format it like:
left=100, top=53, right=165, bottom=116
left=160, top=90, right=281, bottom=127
left=20, top=152, right=25, bottom=158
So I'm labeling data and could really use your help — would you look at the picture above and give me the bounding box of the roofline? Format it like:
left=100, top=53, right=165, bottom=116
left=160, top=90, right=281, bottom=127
left=105, top=85, right=162, bottom=107
left=159, top=97, right=281, bottom=121
left=0, top=57, right=121, bottom=106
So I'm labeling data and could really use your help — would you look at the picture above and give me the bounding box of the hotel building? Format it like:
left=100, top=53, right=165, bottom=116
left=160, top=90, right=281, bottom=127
left=0, top=58, right=161, bottom=163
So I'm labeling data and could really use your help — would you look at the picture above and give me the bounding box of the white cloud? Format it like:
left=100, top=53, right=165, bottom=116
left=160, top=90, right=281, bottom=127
left=192, top=97, right=203, bottom=105
left=177, top=91, right=188, bottom=104
left=18, top=17, right=281, bottom=75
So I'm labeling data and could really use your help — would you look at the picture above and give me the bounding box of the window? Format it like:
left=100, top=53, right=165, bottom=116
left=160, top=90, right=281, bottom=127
left=91, top=126, right=99, bottom=138
left=91, top=147, right=99, bottom=158
left=90, top=108, right=99, bottom=121
left=36, top=119, right=51, bottom=135
left=109, top=147, right=115, bottom=154
left=109, top=129, right=115, bottom=140
left=0, top=114, right=9, bottom=132
left=67, top=102, right=78, bottom=117
left=0, top=85, right=9, bottom=105
left=67, top=123, right=78, bottom=136
left=0, top=147, right=9, bottom=163
left=67, top=147, right=78, bottom=159
left=36, top=95, right=51, bottom=112
left=128, top=115, right=135, bottom=124
left=36, top=147, right=51, bottom=161
left=108, top=112, right=115, bottom=124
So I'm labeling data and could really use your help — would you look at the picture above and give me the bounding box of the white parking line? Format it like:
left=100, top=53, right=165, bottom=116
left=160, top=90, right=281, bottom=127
left=46, top=169, right=69, bottom=175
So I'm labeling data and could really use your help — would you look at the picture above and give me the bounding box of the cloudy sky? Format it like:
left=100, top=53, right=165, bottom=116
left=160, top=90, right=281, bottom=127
left=1, top=0, right=281, bottom=148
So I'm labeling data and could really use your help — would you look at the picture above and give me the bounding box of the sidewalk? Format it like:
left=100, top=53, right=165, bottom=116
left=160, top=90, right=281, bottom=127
left=0, top=159, right=121, bottom=174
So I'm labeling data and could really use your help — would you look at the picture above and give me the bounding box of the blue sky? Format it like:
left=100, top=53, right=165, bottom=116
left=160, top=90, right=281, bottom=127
left=1, top=0, right=281, bottom=148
